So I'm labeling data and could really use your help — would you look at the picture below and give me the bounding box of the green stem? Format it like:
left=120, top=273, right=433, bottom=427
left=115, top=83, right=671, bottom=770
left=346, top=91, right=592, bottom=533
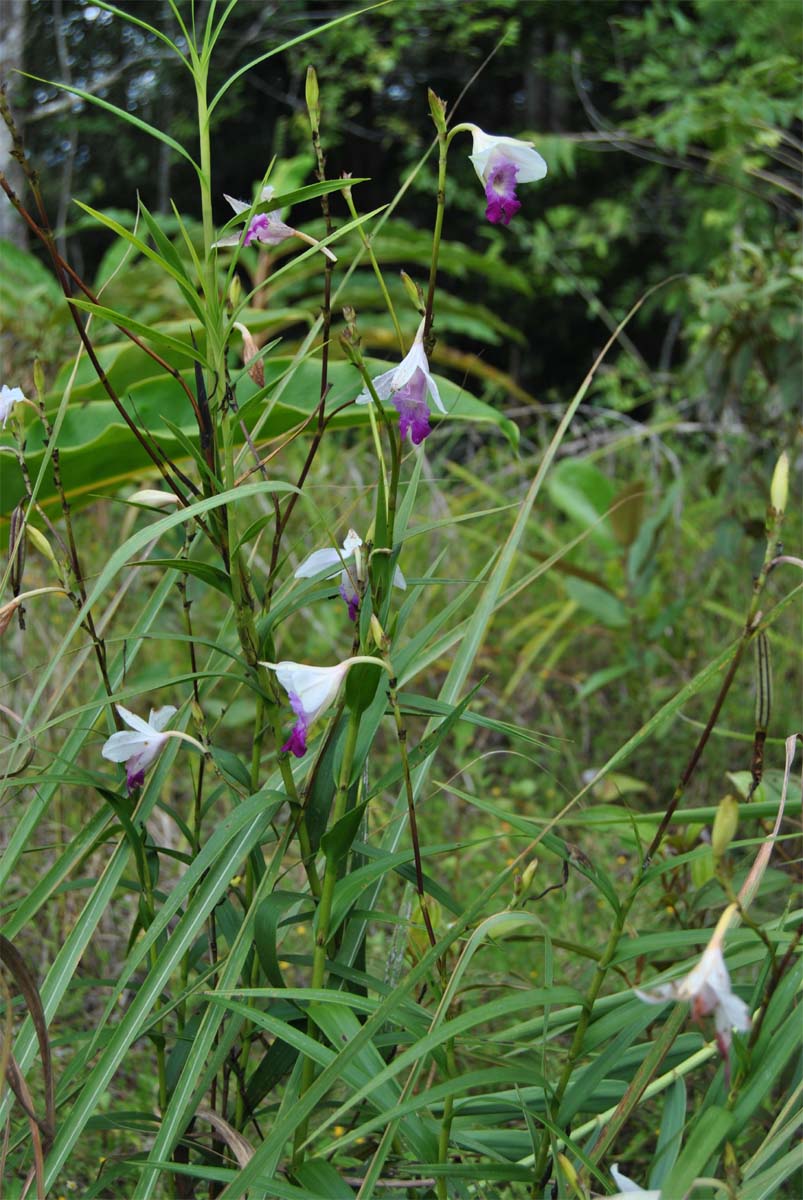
left=293, top=709, right=362, bottom=1162
left=423, top=127, right=449, bottom=344
left=343, top=187, right=404, bottom=353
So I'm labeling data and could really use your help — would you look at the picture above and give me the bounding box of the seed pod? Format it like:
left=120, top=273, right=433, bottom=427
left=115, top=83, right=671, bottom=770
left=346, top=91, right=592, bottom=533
left=9, top=502, right=26, bottom=599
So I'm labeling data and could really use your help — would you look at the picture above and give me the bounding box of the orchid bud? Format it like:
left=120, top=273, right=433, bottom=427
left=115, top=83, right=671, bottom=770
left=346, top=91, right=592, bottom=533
left=770, top=450, right=789, bottom=515
left=233, top=322, right=264, bottom=388
left=129, top=489, right=180, bottom=510
left=369, top=613, right=386, bottom=650
left=427, top=88, right=447, bottom=136
left=712, top=795, right=739, bottom=861
left=228, top=275, right=241, bottom=310
left=305, top=66, right=320, bottom=134
left=400, top=270, right=424, bottom=313
left=33, top=359, right=45, bottom=397
left=26, top=524, right=60, bottom=575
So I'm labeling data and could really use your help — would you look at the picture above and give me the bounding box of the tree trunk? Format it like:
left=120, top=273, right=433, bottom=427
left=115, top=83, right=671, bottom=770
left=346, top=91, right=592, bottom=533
left=0, top=0, right=28, bottom=248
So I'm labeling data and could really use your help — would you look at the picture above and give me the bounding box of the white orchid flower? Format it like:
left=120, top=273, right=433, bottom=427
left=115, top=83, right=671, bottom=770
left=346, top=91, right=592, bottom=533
left=102, top=704, right=178, bottom=792
left=0, top=385, right=26, bottom=429
left=610, top=1164, right=661, bottom=1198
left=356, top=319, right=446, bottom=445
left=213, top=185, right=336, bottom=261
left=467, top=126, right=547, bottom=225
left=636, top=907, right=751, bottom=1063
left=263, top=656, right=388, bottom=757
left=294, top=529, right=406, bottom=620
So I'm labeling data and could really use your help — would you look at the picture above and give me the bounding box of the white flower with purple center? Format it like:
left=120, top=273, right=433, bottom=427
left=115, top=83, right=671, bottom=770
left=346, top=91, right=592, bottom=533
left=355, top=319, right=446, bottom=445
left=264, top=656, right=388, bottom=758
left=294, top=529, right=406, bottom=622
left=467, top=127, right=547, bottom=226
left=102, top=703, right=178, bottom=792
left=0, top=385, right=26, bottom=429
left=213, top=185, right=336, bottom=260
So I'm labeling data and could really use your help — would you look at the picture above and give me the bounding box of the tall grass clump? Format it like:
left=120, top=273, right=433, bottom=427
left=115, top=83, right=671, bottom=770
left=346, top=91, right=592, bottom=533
left=1, top=4, right=800, bottom=1199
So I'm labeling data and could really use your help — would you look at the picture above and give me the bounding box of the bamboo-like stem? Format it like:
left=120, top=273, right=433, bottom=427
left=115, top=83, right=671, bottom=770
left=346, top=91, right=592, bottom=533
left=292, top=710, right=362, bottom=1163
left=423, top=126, right=449, bottom=345
left=342, top=186, right=404, bottom=354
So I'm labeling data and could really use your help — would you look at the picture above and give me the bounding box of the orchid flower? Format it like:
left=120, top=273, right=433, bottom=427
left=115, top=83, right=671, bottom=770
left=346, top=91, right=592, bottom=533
left=263, top=656, right=388, bottom=757
left=356, top=319, right=446, bottom=445
left=610, top=1164, right=661, bottom=1199
left=213, top=185, right=336, bottom=261
left=0, top=385, right=25, bottom=429
left=636, top=911, right=751, bottom=1063
left=467, top=127, right=547, bottom=225
left=102, top=704, right=178, bottom=792
left=294, top=529, right=406, bottom=621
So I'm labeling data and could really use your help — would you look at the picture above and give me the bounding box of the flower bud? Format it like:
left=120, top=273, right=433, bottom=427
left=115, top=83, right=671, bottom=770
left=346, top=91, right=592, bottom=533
left=233, top=322, right=264, bottom=388
left=306, top=66, right=320, bottom=134
left=712, top=794, right=739, bottom=861
left=369, top=613, right=386, bottom=650
left=129, top=489, right=180, bottom=510
left=228, top=274, right=241, bottom=310
left=25, top=524, right=60, bottom=575
left=427, top=88, right=447, bottom=135
left=33, top=359, right=46, bottom=398
left=770, top=450, right=789, bottom=515
left=303, top=68, right=319, bottom=133
left=400, top=270, right=424, bottom=313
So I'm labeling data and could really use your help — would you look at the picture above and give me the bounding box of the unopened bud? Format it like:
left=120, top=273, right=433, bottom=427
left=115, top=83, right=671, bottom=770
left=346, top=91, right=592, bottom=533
left=305, top=66, right=320, bottom=134
left=427, top=88, right=447, bottom=135
left=233, top=322, right=264, bottom=388
left=712, top=794, right=739, bottom=860
left=129, top=489, right=180, bottom=510
left=33, top=359, right=45, bottom=398
left=26, top=524, right=60, bottom=575
left=369, top=613, right=386, bottom=649
left=770, top=450, right=789, bottom=515
left=400, top=270, right=424, bottom=313
left=228, top=275, right=241, bottom=310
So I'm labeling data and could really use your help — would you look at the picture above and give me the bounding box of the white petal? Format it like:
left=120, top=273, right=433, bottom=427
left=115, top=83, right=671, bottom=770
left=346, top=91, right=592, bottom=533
left=212, top=234, right=243, bottom=249
left=716, top=990, right=752, bottom=1035
left=101, top=731, right=149, bottom=762
left=423, top=367, right=445, bottom=413
left=469, top=129, right=548, bottom=184
left=342, top=530, right=363, bottom=556
left=224, top=193, right=250, bottom=215
left=148, top=705, right=178, bottom=733
left=355, top=367, right=396, bottom=405
left=294, top=547, right=345, bottom=579
left=273, top=661, right=350, bottom=723
left=115, top=705, right=154, bottom=735
left=610, top=1164, right=644, bottom=1193
left=258, top=185, right=275, bottom=202
left=634, top=983, right=679, bottom=1005
left=392, top=341, right=428, bottom=391
left=392, top=565, right=406, bottom=590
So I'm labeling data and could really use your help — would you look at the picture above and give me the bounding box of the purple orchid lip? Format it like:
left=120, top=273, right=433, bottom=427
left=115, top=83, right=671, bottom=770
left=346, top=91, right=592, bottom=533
left=391, top=368, right=432, bottom=445
left=282, top=690, right=309, bottom=757
left=484, top=159, right=521, bottom=226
